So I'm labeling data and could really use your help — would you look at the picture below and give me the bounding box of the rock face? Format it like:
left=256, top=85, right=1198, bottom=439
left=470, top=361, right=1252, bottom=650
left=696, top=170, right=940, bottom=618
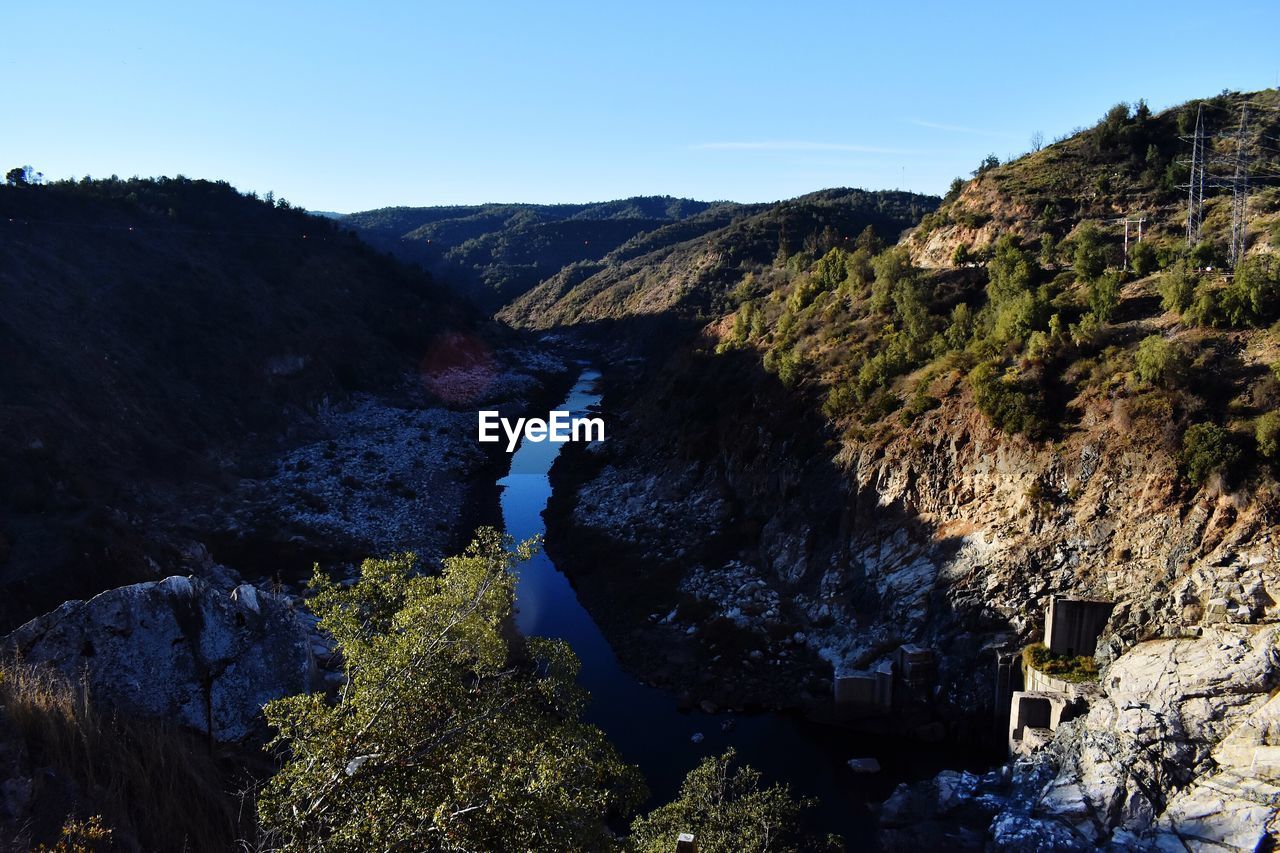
left=6, top=576, right=315, bottom=742
left=880, top=624, right=1280, bottom=850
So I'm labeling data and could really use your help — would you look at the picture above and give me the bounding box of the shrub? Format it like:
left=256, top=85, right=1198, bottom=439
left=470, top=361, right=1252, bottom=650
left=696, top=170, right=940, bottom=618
left=1134, top=335, right=1184, bottom=387
left=1023, top=644, right=1099, bottom=683
left=969, top=360, right=1047, bottom=437
left=1257, top=411, right=1280, bottom=463
left=900, top=392, right=941, bottom=425
left=1073, top=221, right=1107, bottom=281
left=628, top=750, right=829, bottom=853
left=1184, top=280, right=1220, bottom=326
left=1181, top=422, right=1241, bottom=485
left=871, top=246, right=913, bottom=313
left=1088, top=271, right=1121, bottom=323
left=1158, top=264, right=1198, bottom=314
left=1218, top=255, right=1280, bottom=327
left=1130, top=240, right=1158, bottom=276
left=944, top=302, right=975, bottom=349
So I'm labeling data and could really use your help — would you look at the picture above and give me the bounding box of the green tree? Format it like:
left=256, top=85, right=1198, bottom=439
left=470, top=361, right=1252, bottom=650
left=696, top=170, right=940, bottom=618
left=1134, top=335, right=1183, bottom=387
left=1088, top=271, right=1121, bottom=323
left=627, top=750, right=828, bottom=853
left=944, top=302, right=975, bottom=349
left=973, top=154, right=1000, bottom=177
left=870, top=246, right=913, bottom=313
left=1130, top=241, right=1158, bottom=276
left=258, top=530, right=643, bottom=851
left=1158, top=263, right=1198, bottom=314
left=1181, top=422, right=1241, bottom=486
left=1256, top=411, right=1280, bottom=464
left=1073, top=221, right=1107, bottom=281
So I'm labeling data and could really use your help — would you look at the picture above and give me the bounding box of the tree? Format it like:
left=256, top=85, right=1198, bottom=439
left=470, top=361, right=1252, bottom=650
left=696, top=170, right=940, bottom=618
left=258, top=529, right=643, bottom=851
left=1134, top=335, right=1183, bottom=387
left=1130, top=241, right=1158, bottom=277
left=871, top=246, right=913, bottom=313
left=1158, top=263, right=1198, bottom=314
left=973, top=154, right=1001, bottom=177
left=1256, top=411, right=1280, bottom=464
left=1072, top=221, right=1107, bottom=282
left=1088, top=271, right=1121, bottom=323
left=627, top=750, right=830, bottom=853
left=5, top=165, right=41, bottom=186
left=1030, top=131, right=1044, bottom=152
left=1181, top=422, right=1241, bottom=486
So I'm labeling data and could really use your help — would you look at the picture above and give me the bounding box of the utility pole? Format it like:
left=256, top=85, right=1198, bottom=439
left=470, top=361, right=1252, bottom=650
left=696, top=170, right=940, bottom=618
left=1181, top=104, right=1206, bottom=248
left=1228, top=107, right=1250, bottom=268
left=1119, top=215, right=1147, bottom=271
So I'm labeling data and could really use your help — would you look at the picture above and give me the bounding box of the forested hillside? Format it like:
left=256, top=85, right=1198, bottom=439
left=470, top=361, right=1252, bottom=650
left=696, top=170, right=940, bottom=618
left=341, top=196, right=727, bottom=310
left=0, top=176, right=475, bottom=626
left=500, top=188, right=937, bottom=331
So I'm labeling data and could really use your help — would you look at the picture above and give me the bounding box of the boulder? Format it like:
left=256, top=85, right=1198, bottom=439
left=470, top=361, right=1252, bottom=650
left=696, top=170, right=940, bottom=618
left=5, top=576, right=315, bottom=742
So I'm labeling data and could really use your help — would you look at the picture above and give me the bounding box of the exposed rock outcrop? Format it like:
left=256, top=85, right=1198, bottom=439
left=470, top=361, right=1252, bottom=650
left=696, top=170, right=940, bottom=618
left=880, top=624, right=1280, bottom=850
left=5, top=576, right=315, bottom=742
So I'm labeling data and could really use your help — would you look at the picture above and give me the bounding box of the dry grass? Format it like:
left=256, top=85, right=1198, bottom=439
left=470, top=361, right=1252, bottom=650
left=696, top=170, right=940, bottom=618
left=1, top=661, right=247, bottom=852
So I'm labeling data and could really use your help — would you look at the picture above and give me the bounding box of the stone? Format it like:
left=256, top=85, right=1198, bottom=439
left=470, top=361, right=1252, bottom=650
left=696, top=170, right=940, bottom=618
left=5, top=576, right=315, bottom=742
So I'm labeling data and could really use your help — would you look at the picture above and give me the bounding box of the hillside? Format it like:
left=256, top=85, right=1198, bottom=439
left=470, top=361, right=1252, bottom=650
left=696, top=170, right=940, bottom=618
left=499, top=188, right=938, bottom=331
left=527, top=90, right=1280, bottom=848
left=908, top=88, right=1280, bottom=267
left=0, top=176, right=480, bottom=627
left=341, top=196, right=727, bottom=311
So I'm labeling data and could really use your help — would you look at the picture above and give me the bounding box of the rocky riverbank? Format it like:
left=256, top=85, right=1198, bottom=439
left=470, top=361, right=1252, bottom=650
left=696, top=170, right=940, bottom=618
left=879, top=624, right=1280, bottom=850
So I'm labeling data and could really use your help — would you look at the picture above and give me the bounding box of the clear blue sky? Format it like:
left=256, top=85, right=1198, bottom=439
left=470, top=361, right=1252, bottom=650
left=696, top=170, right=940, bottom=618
left=6, top=1, right=1279, bottom=212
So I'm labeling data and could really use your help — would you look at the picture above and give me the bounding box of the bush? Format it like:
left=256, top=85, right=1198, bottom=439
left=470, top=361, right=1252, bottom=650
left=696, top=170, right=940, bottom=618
left=1130, top=240, right=1158, bottom=276
left=1257, top=411, right=1280, bottom=463
left=1218, top=255, right=1280, bottom=327
left=629, top=750, right=832, bottom=853
left=1088, top=271, right=1121, bottom=323
left=1181, top=422, right=1242, bottom=486
left=900, top=392, right=941, bottom=425
left=1158, top=264, right=1198, bottom=314
left=1023, top=644, right=1099, bottom=683
left=1134, top=335, right=1183, bottom=387
left=1073, top=221, right=1107, bottom=281
left=969, top=360, right=1047, bottom=437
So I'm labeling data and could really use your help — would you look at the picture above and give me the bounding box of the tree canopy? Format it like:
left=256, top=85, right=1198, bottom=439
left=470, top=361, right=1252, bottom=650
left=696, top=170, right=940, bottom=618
left=258, top=529, right=644, bottom=851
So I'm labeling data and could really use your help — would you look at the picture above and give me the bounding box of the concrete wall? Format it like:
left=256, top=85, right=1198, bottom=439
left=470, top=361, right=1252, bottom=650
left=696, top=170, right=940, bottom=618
left=1045, top=597, right=1115, bottom=657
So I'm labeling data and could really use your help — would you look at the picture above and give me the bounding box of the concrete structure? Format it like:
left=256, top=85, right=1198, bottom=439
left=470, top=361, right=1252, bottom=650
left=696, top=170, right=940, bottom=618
left=676, top=832, right=698, bottom=852
left=896, top=644, right=936, bottom=691
left=1008, top=690, right=1088, bottom=756
left=1045, top=597, right=1115, bottom=657
left=833, top=661, right=895, bottom=710
left=834, top=672, right=877, bottom=705
left=1023, top=663, right=1102, bottom=701
left=834, top=644, right=936, bottom=710
left=993, top=650, right=1022, bottom=737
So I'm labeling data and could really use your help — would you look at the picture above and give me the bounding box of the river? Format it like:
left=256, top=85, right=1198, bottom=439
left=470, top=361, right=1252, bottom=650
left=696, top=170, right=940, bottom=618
left=497, top=368, right=982, bottom=843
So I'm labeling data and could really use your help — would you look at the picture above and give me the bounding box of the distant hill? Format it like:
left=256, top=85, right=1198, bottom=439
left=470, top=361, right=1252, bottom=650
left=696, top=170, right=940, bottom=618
left=498, top=188, right=938, bottom=330
left=0, top=177, right=476, bottom=626
left=340, top=196, right=728, bottom=311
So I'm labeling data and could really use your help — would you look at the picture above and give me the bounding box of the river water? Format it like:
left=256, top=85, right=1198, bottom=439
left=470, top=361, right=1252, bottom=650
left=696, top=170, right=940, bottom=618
left=497, top=369, right=979, bottom=843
